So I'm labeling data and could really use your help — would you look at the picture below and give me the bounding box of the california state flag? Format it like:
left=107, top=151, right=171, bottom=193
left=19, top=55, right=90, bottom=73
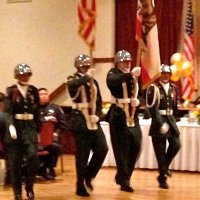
left=136, top=0, right=161, bottom=88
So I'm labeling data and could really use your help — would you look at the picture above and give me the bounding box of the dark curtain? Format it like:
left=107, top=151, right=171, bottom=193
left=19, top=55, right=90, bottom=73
left=115, top=0, right=184, bottom=66
left=115, top=0, right=138, bottom=65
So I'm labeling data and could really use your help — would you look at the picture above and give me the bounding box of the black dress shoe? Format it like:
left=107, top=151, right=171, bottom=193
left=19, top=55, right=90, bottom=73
left=159, top=182, right=169, bottom=189
left=85, top=177, right=93, bottom=191
left=157, top=176, right=169, bottom=189
left=120, top=184, right=134, bottom=192
left=49, top=167, right=56, bottom=178
left=3, top=183, right=11, bottom=189
left=115, top=175, right=121, bottom=185
left=27, top=190, right=35, bottom=199
left=41, top=172, right=54, bottom=180
left=76, top=186, right=90, bottom=197
left=15, top=195, right=22, bottom=200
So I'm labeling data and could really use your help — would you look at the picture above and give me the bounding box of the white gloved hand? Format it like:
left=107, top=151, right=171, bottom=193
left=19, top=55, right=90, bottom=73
left=44, top=116, right=57, bottom=122
left=131, top=98, right=140, bottom=107
left=9, top=124, right=17, bottom=140
left=38, top=134, right=41, bottom=143
left=86, top=68, right=95, bottom=77
left=53, top=132, right=58, bottom=137
left=160, top=122, right=169, bottom=134
left=53, top=132, right=59, bottom=142
left=131, top=66, right=141, bottom=77
left=89, top=115, right=99, bottom=123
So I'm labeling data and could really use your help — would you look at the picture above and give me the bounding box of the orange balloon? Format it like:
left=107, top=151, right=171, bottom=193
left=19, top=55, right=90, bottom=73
left=171, top=70, right=181, bottom=82
left=170, top=64, right=178, bottom=73
left=170, top=53, right=183, bottom=65
left=181, top=61, right=193, bottom=77
left=175, top=62, right=182, bottom=71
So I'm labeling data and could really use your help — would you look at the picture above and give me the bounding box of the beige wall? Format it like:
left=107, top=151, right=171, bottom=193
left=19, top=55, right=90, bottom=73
left=0, top=0, right=115, bottom=105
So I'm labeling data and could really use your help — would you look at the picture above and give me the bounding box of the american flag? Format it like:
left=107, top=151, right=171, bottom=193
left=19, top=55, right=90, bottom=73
left=78, top=0, right=96, bottom=50
left=182, top=0, right=195, bottom=100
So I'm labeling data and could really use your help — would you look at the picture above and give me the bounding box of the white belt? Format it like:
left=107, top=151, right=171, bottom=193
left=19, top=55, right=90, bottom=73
left=111, top=96, right=131, bottom=104
left=111, top=97, right=131, bottom=109
left=117, top=98, right=131, bottom=104
left=116, top=103, right=124, bottom=109
left=159, top=109, right=173, bottom=115
left=15, top=113, right=34, bottom=120
left=72, top=103, right=89, bottom=109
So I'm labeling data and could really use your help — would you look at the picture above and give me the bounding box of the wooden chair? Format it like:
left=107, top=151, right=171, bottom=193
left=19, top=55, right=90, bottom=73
left=38, top=121, right=64, bottom=173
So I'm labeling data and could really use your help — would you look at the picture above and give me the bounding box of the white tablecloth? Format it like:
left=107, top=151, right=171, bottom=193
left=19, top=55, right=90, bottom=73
left=101, top=120, right=200, bottom=171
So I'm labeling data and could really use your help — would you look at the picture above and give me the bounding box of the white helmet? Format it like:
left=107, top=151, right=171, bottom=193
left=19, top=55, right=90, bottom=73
left=14, top=63, right=32, bottom=78
left=74, top=54, right=91, bottom=68
left=114, top=50, right=132, bottom=63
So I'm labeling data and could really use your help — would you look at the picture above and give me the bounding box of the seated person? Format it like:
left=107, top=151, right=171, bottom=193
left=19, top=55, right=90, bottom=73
left=38, top=88, right=67, bottom=179
left=0, top=92, right=11, bottom=187
left=0, top=92, right=6, bottom=156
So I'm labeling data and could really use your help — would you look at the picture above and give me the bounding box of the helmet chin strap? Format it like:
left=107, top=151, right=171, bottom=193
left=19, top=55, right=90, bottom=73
left=18, top=80, right=28, bottom=86
left=118, top=66, right=130, bottom=73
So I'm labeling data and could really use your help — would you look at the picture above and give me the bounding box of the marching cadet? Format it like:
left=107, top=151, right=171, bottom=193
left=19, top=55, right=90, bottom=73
left=146, top=64, right=181, bottom=189
left=106, top=50, right=142, bottom=192
left=5, top=63, right=40, bottom=200
left=66, top=54, right=108, bottom=197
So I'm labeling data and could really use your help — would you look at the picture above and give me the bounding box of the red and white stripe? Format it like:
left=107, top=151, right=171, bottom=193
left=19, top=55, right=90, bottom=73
left=182, top=33, right=194, bottom=100
left=78, top=0, right=96, bottom=50
left=183, top=33, right=194, bottom=62
left=182, top=0, right=195, bottom=101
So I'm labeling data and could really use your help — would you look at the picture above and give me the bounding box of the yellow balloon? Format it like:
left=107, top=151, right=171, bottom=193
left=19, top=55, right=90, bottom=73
left=175, top=62, right=182, bottom=71
left=105, top=103, right=111, bottom=109
left=170, top=64, right=178, bottom=73
left=170, top=53, right=183, bottom=65
left=170, top=71, right=181, bottom=81
left=181, top=61, right=193, bottom=77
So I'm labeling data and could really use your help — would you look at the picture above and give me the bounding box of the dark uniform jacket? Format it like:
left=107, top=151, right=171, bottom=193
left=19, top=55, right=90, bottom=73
left=0, top=112, right=6, bottom=142
left=39, top=103, right=67, bottom=135
left=4, top=84, right=40, bottom=144
left=106, top=67, right=142, bottom=126
left=146, top=82, right=180, bottom=137
left=0, top=112, right=6, bottom=157
left=67, top=72, right=102, bottom=132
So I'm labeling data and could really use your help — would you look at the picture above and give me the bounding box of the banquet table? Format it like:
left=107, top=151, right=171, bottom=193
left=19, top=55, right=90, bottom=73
left=100, top=119, right=200, bottom=172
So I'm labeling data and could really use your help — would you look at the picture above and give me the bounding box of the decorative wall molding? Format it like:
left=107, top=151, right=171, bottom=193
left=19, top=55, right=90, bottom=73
left=7, top=0, right=31, bottom=3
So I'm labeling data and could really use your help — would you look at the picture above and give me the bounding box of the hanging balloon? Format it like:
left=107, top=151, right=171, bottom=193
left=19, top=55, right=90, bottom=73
left=170, top=64, right=178, bottom=73
left=170, top=70, right=181, bottom=82
left=181, top=61, right=193, bottom=77
left=175, top=61, right=182, bottom=71
left=170, top=53, right=183, bottom=66
left=105, top=103, right=111, bottom=109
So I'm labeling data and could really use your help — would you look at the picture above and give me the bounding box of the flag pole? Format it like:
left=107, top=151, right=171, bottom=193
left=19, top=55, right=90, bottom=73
left=136, top=41, right=142, bottom=67
left=89, top=46, right=97, bottom=129
left=193, top=0, right=200, bottom=96
left=89, top=47, right=94, bottom=67
left=179, top=0, right=187, bottom=53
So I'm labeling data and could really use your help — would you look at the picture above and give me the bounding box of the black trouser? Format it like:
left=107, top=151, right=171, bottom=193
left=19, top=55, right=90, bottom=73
left=152, top=135, right=181, bottom=178
left=4, top=157, right=11, bottom=184
left=7, top=142, right=38, bottom=197
left=42, top=143, right=61, bottom=169
left=110, top=122, right=142, bottom=186
left=74, top=124, right=108, bottom=188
